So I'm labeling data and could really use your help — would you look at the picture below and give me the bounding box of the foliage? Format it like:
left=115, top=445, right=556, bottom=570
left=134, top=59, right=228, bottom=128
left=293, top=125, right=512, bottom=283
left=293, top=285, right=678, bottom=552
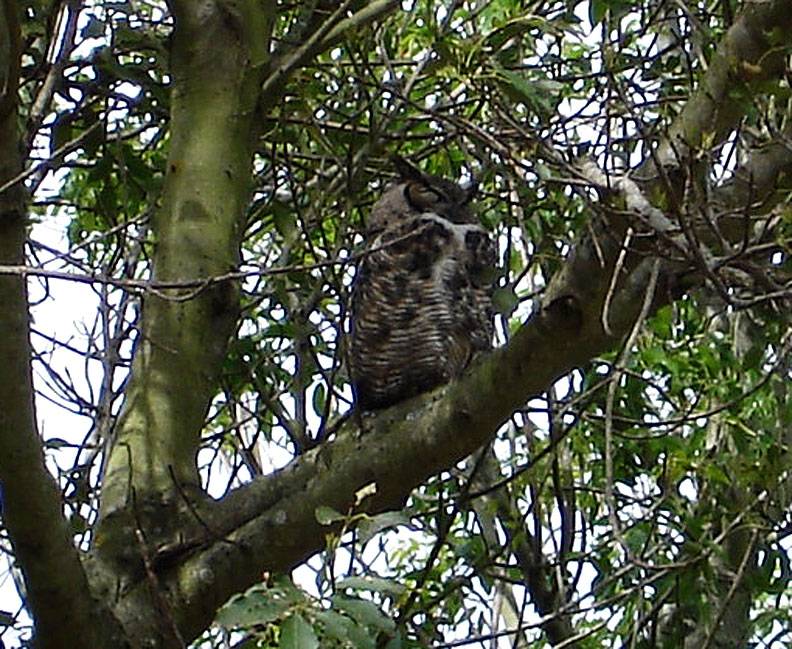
left=0, top=0, right=790, bottom=648
left=212, top=576, right=407, bottom=649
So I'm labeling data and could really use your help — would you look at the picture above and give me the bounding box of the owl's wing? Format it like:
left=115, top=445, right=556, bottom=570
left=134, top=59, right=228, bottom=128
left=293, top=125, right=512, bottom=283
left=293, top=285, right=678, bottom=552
left=422, top=221, right=496, bottom=375
left=461, top=226, right=497, bottom=352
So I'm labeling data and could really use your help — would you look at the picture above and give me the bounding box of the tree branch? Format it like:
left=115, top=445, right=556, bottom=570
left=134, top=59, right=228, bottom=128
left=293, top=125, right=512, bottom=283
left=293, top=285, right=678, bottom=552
left=92, top=1, right=402, bottom=644
left=87, top=1, right=792, bottom=644
left=25, top=0, right=83, bottom=149
left=655, top=0, right=792, bottom=167
left=260, top=0, right=399, bottom=103
left=95, top=0, right=277, bottom=553
left=145, top=2, right=792, bottom=642
left=0, top=4, right=126, bottom=647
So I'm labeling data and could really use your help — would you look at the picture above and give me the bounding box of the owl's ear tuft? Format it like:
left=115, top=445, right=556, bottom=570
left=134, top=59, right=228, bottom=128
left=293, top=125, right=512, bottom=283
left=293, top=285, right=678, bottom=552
left=391, top=155, right=426, bottom=183
left=460, top=178, right=478, bottom=205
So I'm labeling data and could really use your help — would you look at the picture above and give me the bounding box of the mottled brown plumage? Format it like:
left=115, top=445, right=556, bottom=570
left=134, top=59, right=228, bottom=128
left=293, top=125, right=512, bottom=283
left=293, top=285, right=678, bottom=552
left=349, top=158, right=496, bottom=410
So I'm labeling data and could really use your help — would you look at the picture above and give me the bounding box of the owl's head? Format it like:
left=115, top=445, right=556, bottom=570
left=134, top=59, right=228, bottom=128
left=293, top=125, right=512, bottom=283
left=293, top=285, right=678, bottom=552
left=368, top=156, right=477, bottom=232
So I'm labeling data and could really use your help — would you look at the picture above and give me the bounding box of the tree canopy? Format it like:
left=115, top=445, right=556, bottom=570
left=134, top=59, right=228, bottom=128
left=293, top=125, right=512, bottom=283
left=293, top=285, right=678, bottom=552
left=0, top=1, right=790, bottom=648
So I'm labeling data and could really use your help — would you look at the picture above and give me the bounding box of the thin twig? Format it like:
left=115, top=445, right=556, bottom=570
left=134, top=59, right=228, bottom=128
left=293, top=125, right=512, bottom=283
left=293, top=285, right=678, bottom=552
left=604, top=258, right=661, bottom=562
left=0, top=121, right=103, bottom=195
left=601, top=226, right=633, bottom=336
left=0, top=222, right=432, bottom=299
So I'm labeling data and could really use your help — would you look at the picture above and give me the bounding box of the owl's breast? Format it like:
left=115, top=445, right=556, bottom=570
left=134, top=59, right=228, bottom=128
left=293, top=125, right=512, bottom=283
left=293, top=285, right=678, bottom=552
left=349, top=213, right=495, bottom=409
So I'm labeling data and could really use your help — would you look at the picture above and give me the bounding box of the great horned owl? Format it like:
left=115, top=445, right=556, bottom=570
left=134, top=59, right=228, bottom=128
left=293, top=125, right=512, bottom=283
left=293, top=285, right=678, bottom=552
left=349, top=157, right=496, bottom=410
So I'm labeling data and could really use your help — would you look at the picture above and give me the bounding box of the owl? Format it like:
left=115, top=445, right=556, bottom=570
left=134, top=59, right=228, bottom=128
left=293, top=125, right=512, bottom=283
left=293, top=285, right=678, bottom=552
left=349, top=157, right=496, bottom=410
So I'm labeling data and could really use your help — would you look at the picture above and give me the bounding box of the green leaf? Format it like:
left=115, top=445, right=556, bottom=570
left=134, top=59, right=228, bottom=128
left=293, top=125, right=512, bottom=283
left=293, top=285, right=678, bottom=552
left=69, top=513, right=90, bottom=535
left=51, top=116, right=74, bottom=153
left=492, top=286, right=519, bottom=317
left=318, top=604, right=380, bottom=648
left=279, top=614, right=319, bottom=649
left=358, top=511, right=413, bottom=544
left=216, top=579, right=305, bottom=629
left=589, top=0, right=631, bottom=23
left=589, top=0, right=607, bottom=24
left=273, top=200, right=297, bottom=237
left=45, top=437, right=73, bottom=449
left=498, top=69, right=538, bottom=106
left=315, top=505, right=345, bottom=526
left=105, top=1, right=134, bottom=14
left=348, top=628, right=377, bottom=649
left=337, top=576, right=406, bottom=596
left=315, top=609, right=355, bottom=642
left=330, top=596, right=395, bottom=633
left=383, top=633, right=404, bottom=649
left=216, top=592, right=291, bottom=629
left=312, top=383, right=326, bottom=417
left=81, top=16, right=105, bottom=38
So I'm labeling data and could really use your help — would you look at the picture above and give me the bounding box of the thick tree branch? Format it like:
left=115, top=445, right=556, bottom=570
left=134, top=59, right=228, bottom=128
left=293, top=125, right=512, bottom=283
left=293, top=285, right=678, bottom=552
left=60, top=1, right=791, bottom=645
left=97, top=0, right=272, bottom=525
left=321, top=0, right=401, bottom=48
left=98, top=0, right=401, bottom=533
left=655, top=0, right=792, bottom=168
left=90, top=1, right=402, bottom=645
left=0, top=0, right=20, bottom=120
left=164, top=151, right=787, bottom=642
left=713, top=122, right=792, bottom=232
left=0, top=4, right=126, bottom=647
left=153, top=219, right=671, bottom=642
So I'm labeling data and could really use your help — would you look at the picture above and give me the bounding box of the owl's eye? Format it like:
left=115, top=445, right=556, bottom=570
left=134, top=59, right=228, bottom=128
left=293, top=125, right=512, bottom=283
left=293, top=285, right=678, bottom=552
left=404, top=181, right=447, bottom=211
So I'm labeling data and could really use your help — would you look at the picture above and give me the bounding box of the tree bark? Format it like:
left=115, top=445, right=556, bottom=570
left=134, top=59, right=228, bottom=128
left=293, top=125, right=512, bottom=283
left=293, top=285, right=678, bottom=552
left=89, top=1, right=399, bottom=645
left=0, top=2, right=127, bottom=647
left=97, top=0, right=273, bottom=536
